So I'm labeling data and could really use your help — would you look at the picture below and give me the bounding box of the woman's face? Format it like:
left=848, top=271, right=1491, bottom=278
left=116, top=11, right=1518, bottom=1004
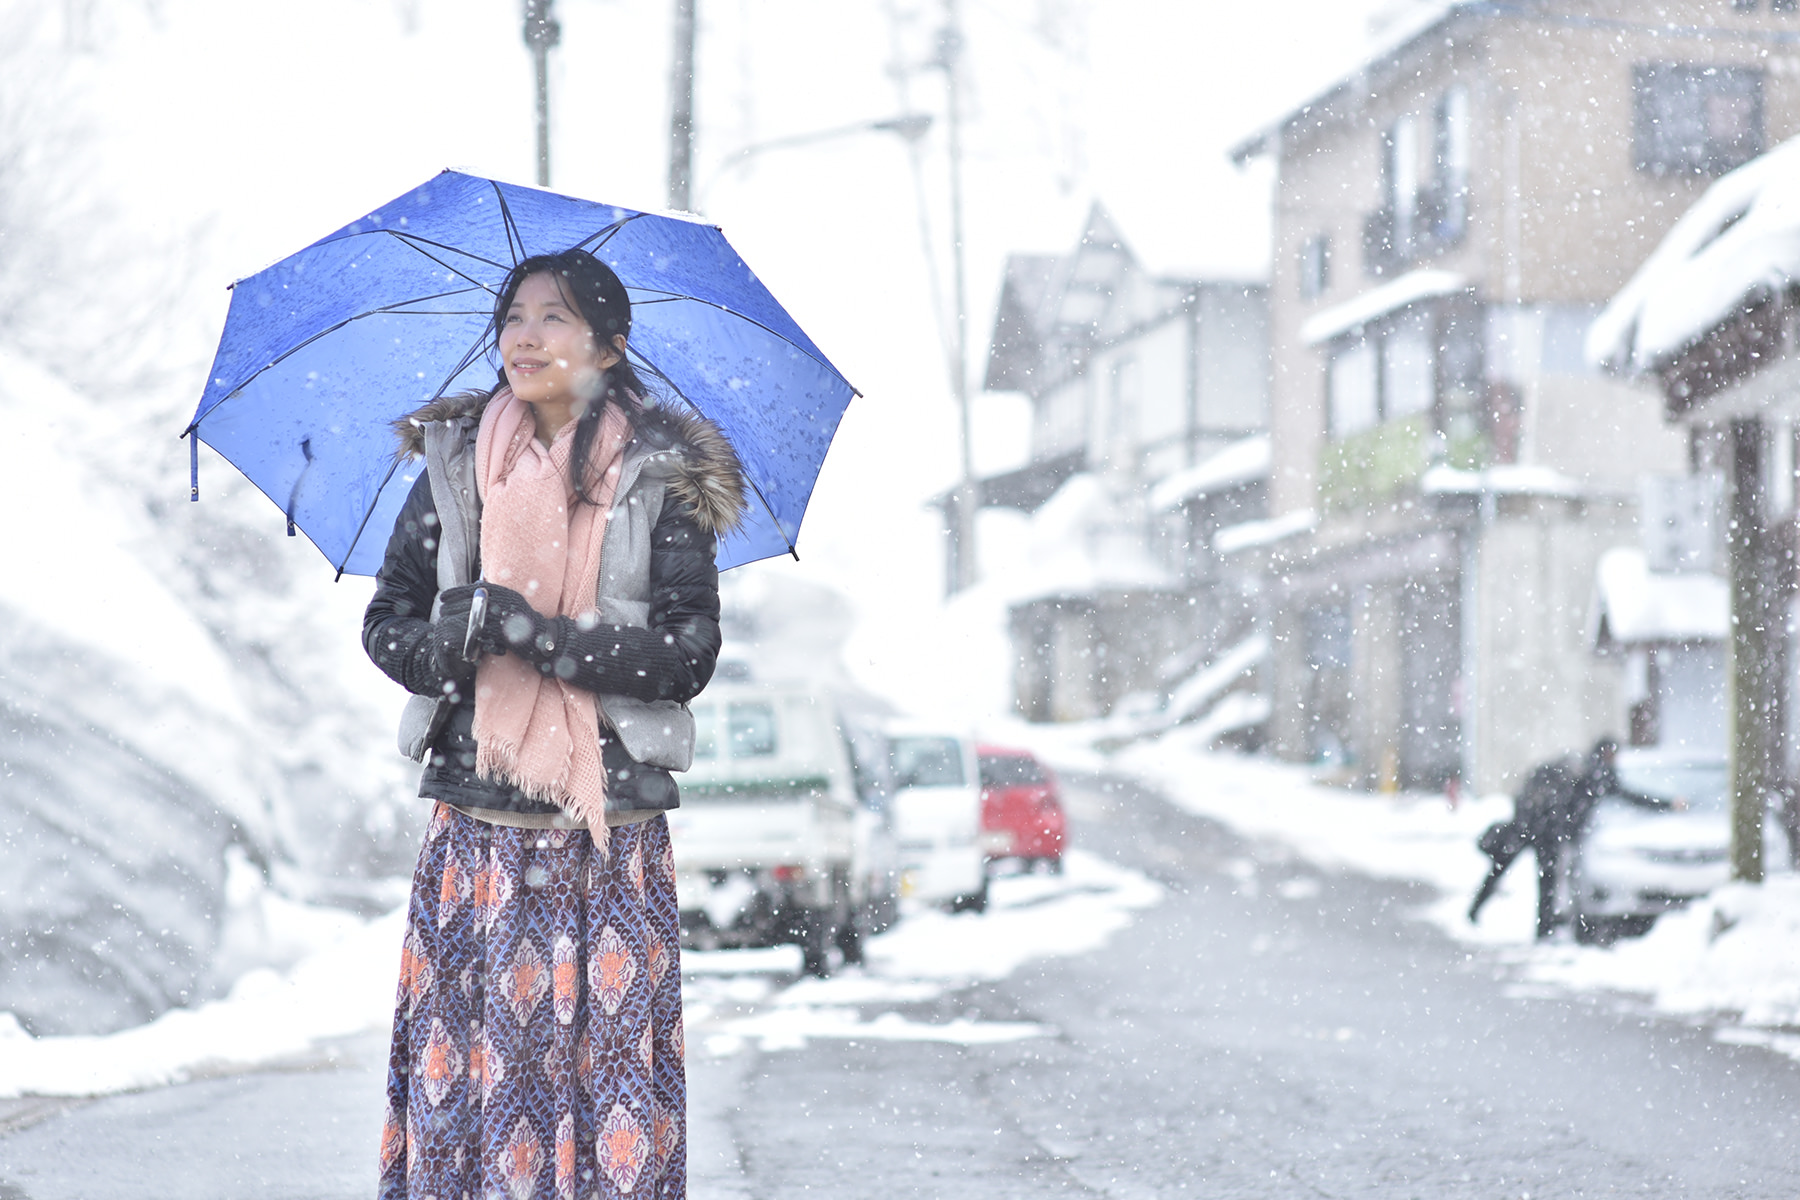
left=499, top=272, right=622, bottom=409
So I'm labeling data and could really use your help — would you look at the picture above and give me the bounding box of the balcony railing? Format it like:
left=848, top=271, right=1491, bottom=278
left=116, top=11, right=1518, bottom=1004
left=1363, top=181, right=1467, bottom=277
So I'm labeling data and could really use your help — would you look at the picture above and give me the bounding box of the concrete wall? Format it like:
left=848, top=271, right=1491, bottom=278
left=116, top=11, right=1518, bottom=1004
left=1349, top=584, right=1406, bottom=788
left=1471, top=495, right=1634, bottom=793
left=1530, top=372, right=1688, bottom=491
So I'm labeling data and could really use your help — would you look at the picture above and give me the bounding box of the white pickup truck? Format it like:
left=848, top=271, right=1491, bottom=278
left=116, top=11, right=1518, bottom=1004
left=666, top=681, right=898, bottom=976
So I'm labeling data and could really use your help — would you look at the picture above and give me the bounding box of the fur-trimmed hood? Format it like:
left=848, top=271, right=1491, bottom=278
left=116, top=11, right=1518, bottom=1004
left=393, top=389, right=748, bottom=536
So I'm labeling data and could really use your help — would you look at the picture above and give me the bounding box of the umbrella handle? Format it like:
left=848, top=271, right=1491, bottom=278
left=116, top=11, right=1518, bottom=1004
left=462, top=586, right=489, bottom=663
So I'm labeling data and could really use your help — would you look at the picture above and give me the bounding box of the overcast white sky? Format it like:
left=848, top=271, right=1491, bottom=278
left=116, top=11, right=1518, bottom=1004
left=30, top=0, right=1392, bottom=690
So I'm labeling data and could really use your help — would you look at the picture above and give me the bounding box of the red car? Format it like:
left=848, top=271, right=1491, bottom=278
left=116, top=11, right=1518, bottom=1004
left=977, top=745, right=1067, bottom=873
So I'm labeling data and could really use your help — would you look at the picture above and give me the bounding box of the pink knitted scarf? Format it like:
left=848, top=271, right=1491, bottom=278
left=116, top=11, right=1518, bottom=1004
left=470, top=386, right=633, bottom=836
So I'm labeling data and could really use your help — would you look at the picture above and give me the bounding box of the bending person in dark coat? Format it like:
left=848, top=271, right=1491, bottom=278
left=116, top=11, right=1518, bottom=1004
left=1468, top=737, right=1677, bottom=937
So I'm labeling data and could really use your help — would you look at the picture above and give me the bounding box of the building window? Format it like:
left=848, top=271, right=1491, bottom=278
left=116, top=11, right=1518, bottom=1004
left=1634, top=64, right=1764, bottom=176
left=1365, top=114, right=1421, bottom=276
left=1326, top=302, right=1470, bottom=440
left=1776, top=0, right=1798, bottom=11
left=1422, top=86, right=1471, bottom=248
left=1328, top=339, right=1379, bottom=437
left=1366, top=93, right=1468, bottom=276
left=1299, top=234, right=1331, bottom=299
left=1382, top=308, right=1436, bottom=420
left=1384, top=114, right=1420, bottom=241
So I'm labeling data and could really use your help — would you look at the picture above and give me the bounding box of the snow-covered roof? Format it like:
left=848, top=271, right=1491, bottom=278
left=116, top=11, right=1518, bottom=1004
left=1149, top=435, right=1271, bottom=511
left=1591, top=547, right=1728, bottom=648
left=1230, top=1, right=1474, bottom=164
left=1299, top=269, right=1468, bottom=346
left=997, top=473, right=1179, bottom=604
left=1214, top=508, right=1318, bottom=556
left=1421, top=463, right=1582, bottom=499
left=1588, top=134, right=1800, bottom=374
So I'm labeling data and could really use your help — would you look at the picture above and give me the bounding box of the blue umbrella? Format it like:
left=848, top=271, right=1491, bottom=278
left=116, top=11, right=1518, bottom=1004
left=184, top=170, right=859, bottom=576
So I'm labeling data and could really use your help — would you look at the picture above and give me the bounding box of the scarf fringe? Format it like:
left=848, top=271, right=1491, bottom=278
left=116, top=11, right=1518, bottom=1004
left=475, top=737, right=612, bottom=846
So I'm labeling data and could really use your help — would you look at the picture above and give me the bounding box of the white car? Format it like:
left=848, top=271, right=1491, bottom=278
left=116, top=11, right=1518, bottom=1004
left=667, top=682, right=898, bottom=976
left=1571, top=749, right=1778, bottom=943
left=885, top=725, right=988, bottom=913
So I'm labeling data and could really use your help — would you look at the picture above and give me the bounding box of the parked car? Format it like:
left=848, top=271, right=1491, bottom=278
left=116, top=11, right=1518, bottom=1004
left=667, top=681, right=898, bottom=976
left=977, top=745, right=1066, bottom=874
left=886, top=724, right=988, bottom=913
left=1571, top=749, right=1731, bottom=944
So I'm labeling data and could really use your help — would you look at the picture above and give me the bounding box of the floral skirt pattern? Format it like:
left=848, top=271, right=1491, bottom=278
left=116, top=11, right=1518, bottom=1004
left=379, top=804, right=685, bottom=1200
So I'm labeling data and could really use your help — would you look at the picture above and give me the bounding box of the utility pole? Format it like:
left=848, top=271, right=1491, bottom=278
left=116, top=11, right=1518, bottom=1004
left=523, top=0, right=561, bottom=187
left=669, top=0, right=698, bottom=210
left=1727, top=417, right=1773, bottom=883
left=939, top=0, right=978, bottom=593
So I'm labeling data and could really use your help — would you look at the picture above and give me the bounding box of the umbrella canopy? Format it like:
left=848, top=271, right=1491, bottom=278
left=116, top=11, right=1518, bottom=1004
left=186, top=170, right=858, bottom=576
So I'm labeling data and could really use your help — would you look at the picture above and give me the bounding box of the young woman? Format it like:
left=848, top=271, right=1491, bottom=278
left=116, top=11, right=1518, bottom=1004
left=363, top=248, right=745, bottom=1200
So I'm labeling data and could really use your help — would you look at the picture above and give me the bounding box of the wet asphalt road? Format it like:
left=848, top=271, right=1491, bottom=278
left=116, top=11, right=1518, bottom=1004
left=2, top=770, right=1798, bottom=1198
left=704, top=771, right=1800, bottom=1199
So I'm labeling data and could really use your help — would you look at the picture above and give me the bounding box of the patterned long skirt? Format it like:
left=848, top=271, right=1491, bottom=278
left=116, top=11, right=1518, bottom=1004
left=378, top=803, right=686, bottom=1200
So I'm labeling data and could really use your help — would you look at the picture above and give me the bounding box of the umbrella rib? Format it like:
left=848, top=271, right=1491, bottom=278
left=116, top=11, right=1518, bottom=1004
left=334, top=451, right=410, bottom=581
left=190, top=289, right=491, bottom=430
left=626, top=347, right=800, bottom=562
left=626, top=290, right=859, bottom=395
left=309, top=227, right=510, bottom=276
left=425, top=330, right=499, bottom=412
left=333, top=328, right=497, bottom=576
left=384, top=232, right=508, bottom=292
left=491, top=181, right=526, bottom=266
left=575, top=213, right=645, bottom=252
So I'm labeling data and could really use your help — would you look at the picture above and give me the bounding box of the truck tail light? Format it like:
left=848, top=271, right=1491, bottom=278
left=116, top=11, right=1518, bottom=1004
left=772, top=864, right=806, bottom=883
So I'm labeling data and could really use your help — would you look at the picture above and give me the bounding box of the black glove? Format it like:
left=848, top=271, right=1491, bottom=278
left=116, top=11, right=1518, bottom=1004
left=440, top=583, right=561, bottom=665
left=401, top=610, right=478, bottom=702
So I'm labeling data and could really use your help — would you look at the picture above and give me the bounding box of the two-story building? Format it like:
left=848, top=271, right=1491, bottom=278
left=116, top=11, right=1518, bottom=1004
left=1230, top=0, right=1800, bottom=792
left=976, top=205, right=1270, bottom=723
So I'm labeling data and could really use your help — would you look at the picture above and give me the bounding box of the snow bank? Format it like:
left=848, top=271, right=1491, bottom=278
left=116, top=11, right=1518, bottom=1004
left=1101, top=736, right=1800, bottom=1059
left=1526, top=879, right=1800, bottom=1030
left=0, top=899, right=404, bottom=1099
left=0, top=349, right=246, bottom=713
left=0, top=849, right=1162, bottom=1094
left=1589, top=133, right=1800, bottom=373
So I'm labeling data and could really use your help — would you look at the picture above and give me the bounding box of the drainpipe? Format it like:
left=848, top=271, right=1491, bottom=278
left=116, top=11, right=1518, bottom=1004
left=1459, top=482, right=1494, bottom=794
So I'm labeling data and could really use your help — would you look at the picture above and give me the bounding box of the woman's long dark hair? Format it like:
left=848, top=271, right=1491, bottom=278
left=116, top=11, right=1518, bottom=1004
left=491, top=248, right=652, bottom=505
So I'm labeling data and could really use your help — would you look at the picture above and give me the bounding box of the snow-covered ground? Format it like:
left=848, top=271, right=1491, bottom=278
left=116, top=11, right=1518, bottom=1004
left=0, top=848, right=1160, bottom=1099
left=7, top=720, right=1794, bottom=1096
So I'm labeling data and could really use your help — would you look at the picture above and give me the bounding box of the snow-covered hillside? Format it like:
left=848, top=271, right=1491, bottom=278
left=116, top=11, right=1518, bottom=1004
left=0, top=347, right=421, bottom=1035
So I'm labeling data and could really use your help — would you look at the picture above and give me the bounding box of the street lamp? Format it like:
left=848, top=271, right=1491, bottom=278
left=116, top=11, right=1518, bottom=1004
left=523, top=0, right=562, bottom=187
left=936, top=0, right=976, bottom=594
left=696, top=113, right=934, bottom=211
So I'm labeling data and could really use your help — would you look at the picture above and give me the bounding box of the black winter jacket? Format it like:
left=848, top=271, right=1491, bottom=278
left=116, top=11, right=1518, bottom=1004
left=363, top=398, right=746, bottom=818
